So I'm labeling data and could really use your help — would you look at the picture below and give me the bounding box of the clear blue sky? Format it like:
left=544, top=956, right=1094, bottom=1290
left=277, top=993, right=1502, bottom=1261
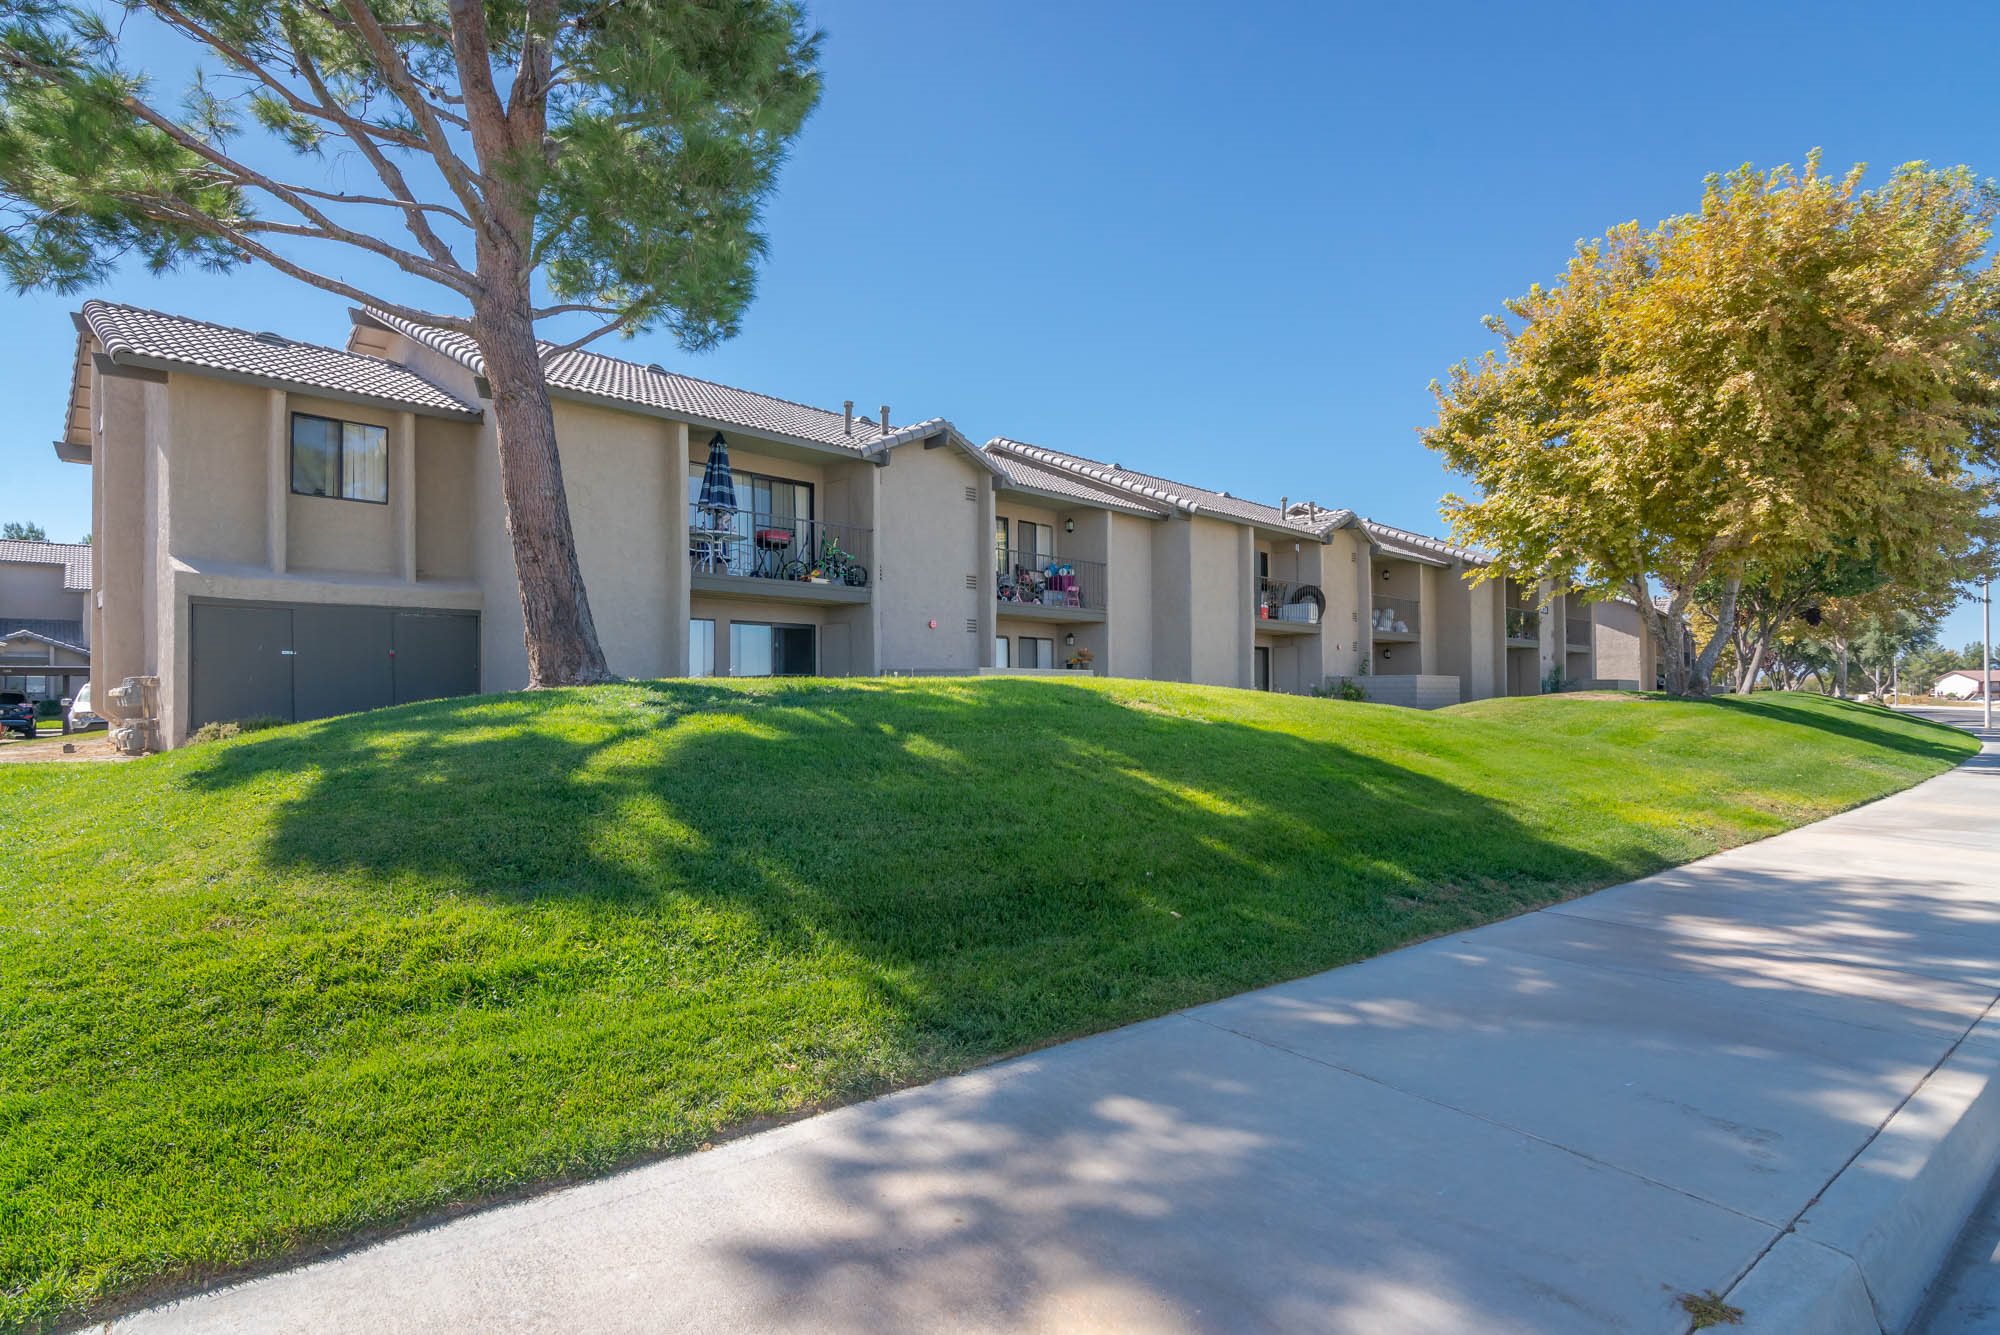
left=6, top=0, right=1997, bottom=651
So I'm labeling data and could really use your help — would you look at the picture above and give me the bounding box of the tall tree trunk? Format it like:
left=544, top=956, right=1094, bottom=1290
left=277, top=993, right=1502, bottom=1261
left=1689, top=574, right=1741, bottom=697
left=473, top=295, right=613, bottom=687
left=1737, top=620, right=1769, bottom=695
left=1833, top=636, right=1850, bottom=698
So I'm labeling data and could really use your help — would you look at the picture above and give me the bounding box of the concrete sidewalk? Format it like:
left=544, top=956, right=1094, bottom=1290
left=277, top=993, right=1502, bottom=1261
left=114, top=717, right=1999, bottom=1335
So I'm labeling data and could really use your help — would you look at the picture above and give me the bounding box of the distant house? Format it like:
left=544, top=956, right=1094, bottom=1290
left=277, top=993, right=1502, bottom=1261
left=1933, top=668, right=1997, bottom=700
left=0, top=539, right=91, bottom=706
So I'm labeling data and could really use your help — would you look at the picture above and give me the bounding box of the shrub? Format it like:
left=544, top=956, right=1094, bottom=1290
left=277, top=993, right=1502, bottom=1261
left=1312, top=677, right=1368, bottom=702
left=187, top=716, right=287, bottom=745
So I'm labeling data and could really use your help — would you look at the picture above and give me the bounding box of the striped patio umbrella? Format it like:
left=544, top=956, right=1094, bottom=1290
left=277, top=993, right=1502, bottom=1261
left=694, top=432, right=739, bottom=569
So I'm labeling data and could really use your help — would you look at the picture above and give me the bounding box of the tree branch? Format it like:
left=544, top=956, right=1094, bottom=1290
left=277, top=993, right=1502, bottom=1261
left=278, top=17, right=466, bottom=269
left=115, top=89, right=477, bottom=294
left=541, top=307, right=644, bottom=357
left=133, top=197, right=472, bottom=332
left=334, top=0, right=497, bottom=239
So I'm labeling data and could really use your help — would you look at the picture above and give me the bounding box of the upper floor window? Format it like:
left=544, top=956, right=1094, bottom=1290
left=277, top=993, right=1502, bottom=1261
left=292, top=412, right=388, bottom=504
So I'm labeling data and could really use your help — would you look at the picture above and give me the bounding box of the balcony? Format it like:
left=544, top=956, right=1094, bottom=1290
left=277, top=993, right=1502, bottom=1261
left=689, top=508, right=873, bottom=604
left=1257, top=577, right=1322, bottom=635
left=1566, top=611, right=1593, bottom=650
left=1505, top=605, right=1540, bottom=645
left=1371, top=594, right=1420, bottom=642
left=997, top=549, right=1106, bottom=621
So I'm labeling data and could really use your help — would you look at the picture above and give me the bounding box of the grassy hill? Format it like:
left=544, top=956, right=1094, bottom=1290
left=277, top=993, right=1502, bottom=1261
left=0, top=680, right=1976, bottom=1330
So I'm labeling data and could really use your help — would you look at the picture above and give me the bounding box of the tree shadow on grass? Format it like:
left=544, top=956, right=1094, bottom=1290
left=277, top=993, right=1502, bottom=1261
left=1711, top=693, right=1978, bottom=765
left=178, top=678, right=1656, bottom=1058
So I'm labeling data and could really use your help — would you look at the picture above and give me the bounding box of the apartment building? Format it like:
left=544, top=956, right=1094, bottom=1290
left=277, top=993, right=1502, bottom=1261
left=0, top=539, right=92, bottom=706
left=58, top=301, right=1628, bottom=747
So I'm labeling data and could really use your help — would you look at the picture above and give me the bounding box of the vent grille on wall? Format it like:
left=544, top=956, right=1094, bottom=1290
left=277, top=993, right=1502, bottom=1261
left=963, top=486, right=978, bottom=503
left=964, top=619, right=978, bottom=634
left=964, top=574, right=977, bottom=589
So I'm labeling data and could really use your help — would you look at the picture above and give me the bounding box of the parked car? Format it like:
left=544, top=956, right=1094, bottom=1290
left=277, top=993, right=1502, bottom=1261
left=67, top=682, right=105, bottom=732
left=1, top=691, right=35, bottom=738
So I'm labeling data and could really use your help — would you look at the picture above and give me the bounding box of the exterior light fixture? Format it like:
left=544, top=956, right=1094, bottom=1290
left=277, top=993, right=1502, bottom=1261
left=1064, top=632, right=1076, bottom=646
left=1064, top=518, right=1075, bottom=534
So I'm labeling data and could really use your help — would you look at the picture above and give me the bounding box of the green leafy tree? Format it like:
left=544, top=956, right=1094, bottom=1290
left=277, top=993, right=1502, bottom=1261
left=0, top=1, right=821, bottom=685
left=1, top=520, right=47, bottom=540
left=1903, top=643, right=1965, bottom=695
left=1426, top=156, right=2000, bottom=697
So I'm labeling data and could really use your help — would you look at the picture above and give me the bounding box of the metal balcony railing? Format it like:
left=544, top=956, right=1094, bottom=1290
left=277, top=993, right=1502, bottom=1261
left=1505, top=606, right=1540, bottom=641
left=997, top=548, right=1105, bottom=612
left=1257, top=577, right=1321, bottom=625
left=689, top=508, right=873, bottom=588
left=1371, top=594, right=1420, bottom=637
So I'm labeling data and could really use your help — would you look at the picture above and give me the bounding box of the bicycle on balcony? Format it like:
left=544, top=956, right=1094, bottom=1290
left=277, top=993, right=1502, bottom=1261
left=779, top=533, right=869, bottom=588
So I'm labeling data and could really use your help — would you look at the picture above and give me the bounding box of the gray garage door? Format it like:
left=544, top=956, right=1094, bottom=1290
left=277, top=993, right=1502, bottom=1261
left=189, top=601, right=479, bottom=730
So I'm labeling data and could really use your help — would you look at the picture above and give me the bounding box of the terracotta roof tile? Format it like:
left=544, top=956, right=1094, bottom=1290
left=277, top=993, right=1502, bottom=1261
left=0, top=539, right=91, bottom=591
left=78, top=302, right=478, bottom=416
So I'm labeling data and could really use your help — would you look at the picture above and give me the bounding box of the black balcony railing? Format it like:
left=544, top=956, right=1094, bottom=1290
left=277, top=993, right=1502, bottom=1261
left=1371, top=594, right=1419, bottom=637
left=997, top=548, right=1105, bottom=612
left=689, top=508, right=873, bottom=588
left=1505, top=606, right=1540, bottom=640
left=1257, top=577, right=1321, bottom=625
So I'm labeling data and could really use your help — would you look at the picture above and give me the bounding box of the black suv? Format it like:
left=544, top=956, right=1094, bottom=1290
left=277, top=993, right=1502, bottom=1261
left=1, top=691, right=35, bottom=738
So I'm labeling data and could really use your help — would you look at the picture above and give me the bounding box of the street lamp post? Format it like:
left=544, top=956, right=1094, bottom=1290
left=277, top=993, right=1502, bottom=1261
left=1984, top=574, right=1992, bottom=732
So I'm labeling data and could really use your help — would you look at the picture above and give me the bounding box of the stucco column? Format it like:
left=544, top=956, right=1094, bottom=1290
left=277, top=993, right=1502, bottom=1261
left=1237, top=526, right=1256, bottom=688
left=265, top=388, right=287, bottom=574
left=976, top=473, right=997, bottom=669
left=663, top=419, right=690, bottom=677
left=1357, top=544, right=1375, bottom=676
left=861, top=462, right=883, bottom=674
left=1418, top=565, right=1439, bottom=675
left=1462, top=568, right=1499, bottom=701
left=394, top=410, right=416, bottom=582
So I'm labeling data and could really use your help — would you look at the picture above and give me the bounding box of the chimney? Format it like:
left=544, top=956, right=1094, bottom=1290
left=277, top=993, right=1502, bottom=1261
left=844, top=400, right=854, bottom=436
left=879, top=404, right=890, bottom=434
left=1281, top=495, right=1289, bottom=519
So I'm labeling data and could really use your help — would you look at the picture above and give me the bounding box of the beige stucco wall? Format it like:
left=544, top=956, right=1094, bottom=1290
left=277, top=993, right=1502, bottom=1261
left=1186, top=516, right=1248, bottom=687
left=875, top=442, right=984, bottom=674
left=414, top=420, right=477, bottom=580
left=555, top=399, right=680, bottom=679
left=0, top=562, right=85, bottom=625
left=167, top=376, right=268, bottom=568
left=1107, top=513, right=1155, bottom=679
left=1428, top=565, right=1499, bottom=702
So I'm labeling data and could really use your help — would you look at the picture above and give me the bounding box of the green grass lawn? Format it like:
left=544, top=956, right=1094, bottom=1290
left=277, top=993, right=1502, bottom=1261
left=0, top=681, right=1976, bottom=1330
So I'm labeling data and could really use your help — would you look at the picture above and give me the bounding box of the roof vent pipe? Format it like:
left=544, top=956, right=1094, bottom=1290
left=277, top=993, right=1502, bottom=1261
left=879, top=405, right=890, bottom=434
left=844, top=400, right=854, bottom=435
left=1281, top=495, right=1289, bottom=518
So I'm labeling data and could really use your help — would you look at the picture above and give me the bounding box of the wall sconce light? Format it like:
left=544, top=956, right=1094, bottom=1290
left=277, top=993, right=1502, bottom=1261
left=1064, top=518, right=1075, bottom=534
left=1064, top=632, right=1076, bottom=646
left=1381, top=648, right=1392, bottom=660
left=1382, top=568, right=1392, bottom=580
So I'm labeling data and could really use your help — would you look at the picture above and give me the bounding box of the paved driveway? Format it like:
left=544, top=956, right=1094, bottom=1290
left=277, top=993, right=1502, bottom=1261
left=117, top=713, right=1999, bottom=1334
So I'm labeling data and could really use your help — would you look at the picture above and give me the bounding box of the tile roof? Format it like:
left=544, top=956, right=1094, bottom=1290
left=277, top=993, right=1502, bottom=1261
left=0, top=625, right=88, bottom=657
left=1355, top=519, right=1485, bottom=566
left=358, top=308, right=910, bottom=453
left=984, top=449, right=1171, bottom=517
left=985, top=439, right=1348, bottom=533
left=76, top=301, right=480, bottom=417
left=0, top=540, right=91, bottom=590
